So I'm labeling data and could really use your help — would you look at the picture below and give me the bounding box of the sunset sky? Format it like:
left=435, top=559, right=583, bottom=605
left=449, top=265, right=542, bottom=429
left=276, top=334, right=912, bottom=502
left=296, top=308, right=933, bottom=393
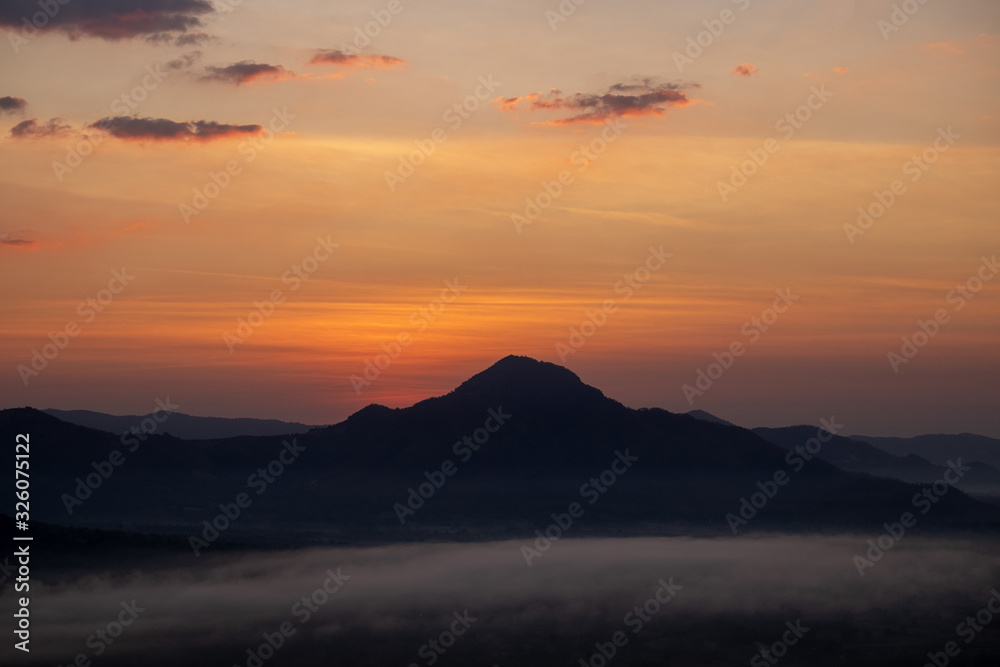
left=2, top=0, right=998, bottom=437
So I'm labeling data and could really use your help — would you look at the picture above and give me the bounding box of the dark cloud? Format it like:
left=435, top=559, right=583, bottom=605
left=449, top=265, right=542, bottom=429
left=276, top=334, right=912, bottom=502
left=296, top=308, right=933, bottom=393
left=0, top=0, right=214, bottom=41
left=308, top=50, right=407, bottom=69
left=201, top=61, right=294, bottom=85
left=733, top=63, right=760, bottom=77
left=0, top=96, right=27, bottom=115
left=175, top=31, right=213, bottom=46
left=166, top=51, right=202, bottom=71
left=9, top=117, right=72, bottom=138
left=495, top=79, right=698, bottom=125
left=89, top=116, right=262, bottom=142
left=146, top=30, right=213, bottom=46
left=0, top=236, right=36, bottom=246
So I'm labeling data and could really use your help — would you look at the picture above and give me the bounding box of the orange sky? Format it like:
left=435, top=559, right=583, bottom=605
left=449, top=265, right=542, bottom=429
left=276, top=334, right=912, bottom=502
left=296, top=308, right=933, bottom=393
left=1, top=0, right=999, bottom=436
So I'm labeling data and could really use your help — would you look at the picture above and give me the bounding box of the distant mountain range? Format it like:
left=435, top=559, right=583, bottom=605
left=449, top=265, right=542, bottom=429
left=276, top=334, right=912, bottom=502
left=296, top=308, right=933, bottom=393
left=3, top=356, right=997, bottom=542
left=685, top=412, right=1000, bottom=500
left=42, top=408, right=318, bottom=440
left=852, top=433, right=1000, bottom=470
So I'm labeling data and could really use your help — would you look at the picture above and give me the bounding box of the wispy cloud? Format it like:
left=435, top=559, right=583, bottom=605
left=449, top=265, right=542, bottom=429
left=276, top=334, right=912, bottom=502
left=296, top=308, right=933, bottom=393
left=201, top=61, right=297, bottom=86
left=495, top=78, right=698, bottom=125
left=89, top=117, right=263, bottom=142
left=308, top=50, right=407, bottom=69
left=0, top=0, right=214, bottom=41
left=9, top=118, right=72, bottom=138
left=0, top=236, right=35, bottom=247
left=733, top=63, right=759, bottom=77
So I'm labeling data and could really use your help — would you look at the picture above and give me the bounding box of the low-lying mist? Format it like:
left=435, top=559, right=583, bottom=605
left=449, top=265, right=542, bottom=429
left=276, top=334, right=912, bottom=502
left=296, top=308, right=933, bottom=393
left=11, top=535, right=1000, bottom=667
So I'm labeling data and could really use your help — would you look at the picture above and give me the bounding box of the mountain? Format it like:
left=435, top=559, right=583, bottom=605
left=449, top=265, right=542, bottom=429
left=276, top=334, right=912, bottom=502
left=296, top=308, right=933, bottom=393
left=854, top=433, right=1000, bottom=470
left=685, top=409, right=737, bottom=427
left=753, top=426, right=1000, bottom=499
left=3, top=356, right=997, bottom=541
left=42, top=408, right=317, bottom=440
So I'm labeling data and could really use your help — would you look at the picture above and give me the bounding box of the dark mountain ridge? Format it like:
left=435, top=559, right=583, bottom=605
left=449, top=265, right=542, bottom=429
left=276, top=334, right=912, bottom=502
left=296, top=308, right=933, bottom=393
left=3, top=356, right=997, bottom=541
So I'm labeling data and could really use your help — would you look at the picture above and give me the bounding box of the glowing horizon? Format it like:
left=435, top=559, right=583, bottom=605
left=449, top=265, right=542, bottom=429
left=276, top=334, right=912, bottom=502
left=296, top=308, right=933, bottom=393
left=2, top=0, right=998, bottom=437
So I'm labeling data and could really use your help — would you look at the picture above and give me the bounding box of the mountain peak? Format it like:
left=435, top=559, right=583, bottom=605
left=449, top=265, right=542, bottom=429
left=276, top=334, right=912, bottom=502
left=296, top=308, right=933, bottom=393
left=440, top=355, right=615, bottom=413
left=461, top=355, right=584, bottom=388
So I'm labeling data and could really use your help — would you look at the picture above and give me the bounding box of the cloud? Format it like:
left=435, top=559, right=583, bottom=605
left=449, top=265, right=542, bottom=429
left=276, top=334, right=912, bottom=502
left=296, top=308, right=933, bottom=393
left=201, top=61, right=296, bottom=85
left=9, top=117, right=72, bottom=138
left=148, top=30, right=214, bottom=46
left=0, top=0, right=215, bottom=41
left=166, top=51, right=202, bottom=72
left=733, top=63, right=759, bottom=77
left=495, top=79, right=698, bottom=125
left=308, top=50, right=407, bottom=69
left=0, top=96, right=27, bottom=115
left=0, top=229, right=41, bottom=249
left=0, top=235, right=35, bottom=247
left=175, top=31, right=213, bottom=46
left=89, top=117, right=263, bottom=142
left=833, top=67, right=848, bottom=74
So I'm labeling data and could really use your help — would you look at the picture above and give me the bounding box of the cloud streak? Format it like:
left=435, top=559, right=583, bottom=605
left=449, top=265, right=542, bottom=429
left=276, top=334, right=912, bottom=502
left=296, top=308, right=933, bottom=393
left=201, top=61, right=296, bottom=85
left=0, top=0, right=215, bottom=40
left=308, top=50, right=407, bottom=69
left=495, top=79, right=698, bottom=125
left=89, top=117, right=263, bottom=142
left=9, top=117, right=72, bottom=138
left=733, top=63, right=759, bottom=77
left=0, top=236, right=36, bottom=247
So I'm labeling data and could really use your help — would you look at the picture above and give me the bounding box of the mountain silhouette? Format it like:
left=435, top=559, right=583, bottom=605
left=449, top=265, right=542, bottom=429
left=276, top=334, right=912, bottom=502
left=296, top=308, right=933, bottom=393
left=42, top=407, right=317, bottom=440
left=754, top=425, right=1000, bottom=498
left=2, top=356, right=996, bottom=541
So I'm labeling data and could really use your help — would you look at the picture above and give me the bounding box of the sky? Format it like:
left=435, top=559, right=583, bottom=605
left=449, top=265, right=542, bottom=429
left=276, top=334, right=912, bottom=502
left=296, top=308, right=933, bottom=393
left=1, top=0, right=998, bottom=437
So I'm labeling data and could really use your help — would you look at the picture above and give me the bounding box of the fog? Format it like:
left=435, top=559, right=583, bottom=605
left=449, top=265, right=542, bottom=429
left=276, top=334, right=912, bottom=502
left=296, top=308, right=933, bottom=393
left=11, top=535, right=1000, bottom=666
